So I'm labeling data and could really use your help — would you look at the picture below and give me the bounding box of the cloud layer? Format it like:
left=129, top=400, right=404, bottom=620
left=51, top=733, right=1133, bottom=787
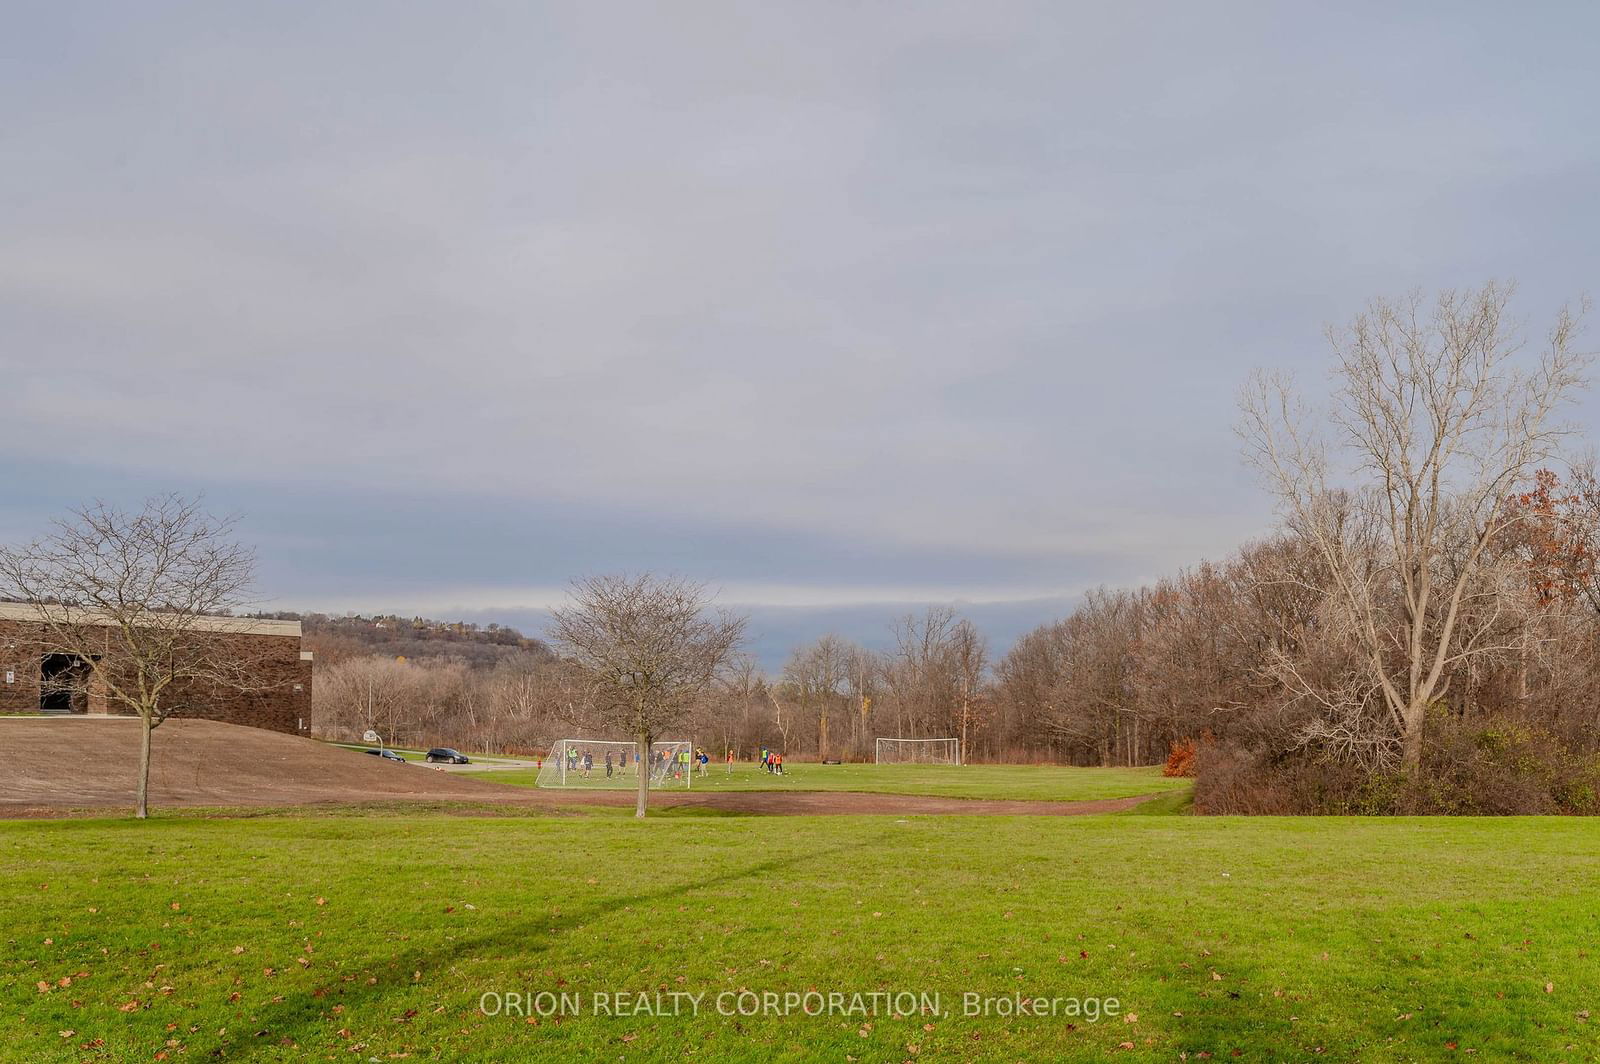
left=4, top=3, right=1597, bottom=658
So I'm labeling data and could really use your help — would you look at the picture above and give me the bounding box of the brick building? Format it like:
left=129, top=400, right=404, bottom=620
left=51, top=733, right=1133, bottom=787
left=0, top=603, right=313, bottom=735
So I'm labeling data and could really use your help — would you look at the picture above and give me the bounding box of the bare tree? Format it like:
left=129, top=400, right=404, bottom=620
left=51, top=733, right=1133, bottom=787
left=549, top=573, right=745, bottom=817
left=714, top=651, right=763, bottom=759
left=886, top=606, right=958, bottom=736
left=949, top=618, right=988, bottom=761
left=0, top=494, right=263, bottom=818
left=783, top=635, right=850, bottom=759
left=843, top=644, right=881, bottom=759
left=1239, top=283, right=1589, bottom=768
left=314, top=656, right=415, bottom=744
left=765, top=686, right=795, bottom=754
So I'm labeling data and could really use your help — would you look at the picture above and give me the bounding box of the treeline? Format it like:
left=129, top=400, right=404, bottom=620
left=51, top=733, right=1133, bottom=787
left=305, top=466, right=1600, bottom=806
left=305, top=605, right=997, bottom=762
left=306, top=287, right=1600, bottom=814
left=770, top=608, right=990, bottom=762
left=252, top=611, right=555, bottom=668
left=992, top=469, right=1600, bottom=813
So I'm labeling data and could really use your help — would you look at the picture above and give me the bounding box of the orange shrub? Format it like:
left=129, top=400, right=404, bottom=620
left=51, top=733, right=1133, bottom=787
left=1164, top=738, right=1197, bottom=778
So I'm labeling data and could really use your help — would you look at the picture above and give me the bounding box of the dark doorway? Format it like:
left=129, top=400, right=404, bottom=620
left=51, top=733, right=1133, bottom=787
left=40, top=654, right=91, bottom=713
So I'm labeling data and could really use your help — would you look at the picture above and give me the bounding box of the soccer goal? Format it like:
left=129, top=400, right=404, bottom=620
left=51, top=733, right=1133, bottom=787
left=875, top=737, right=961, bottom=765
left=534, top=739, right=695, bottom=789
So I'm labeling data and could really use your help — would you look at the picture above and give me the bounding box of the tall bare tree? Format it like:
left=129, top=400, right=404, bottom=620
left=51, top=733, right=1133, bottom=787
left=783, top=634, right=850, bottom=759
left=0, top=494, right=263, bottom=817
left=1240, top=283, right=1589, bottom=768
left=843, top=644, right=881, bottom=759
left=949, top=618, right=988, bottom=761
left=712, top=651, right=764, bottom=757
left=886, top=606, right=958, bottom=736
left=549, top=573, right=745, bottom=817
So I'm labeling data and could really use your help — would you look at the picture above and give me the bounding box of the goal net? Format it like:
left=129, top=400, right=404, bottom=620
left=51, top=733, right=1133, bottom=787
left=534, top=739, right=695, bottom=789
left=875, top=737, right=961, bottom=765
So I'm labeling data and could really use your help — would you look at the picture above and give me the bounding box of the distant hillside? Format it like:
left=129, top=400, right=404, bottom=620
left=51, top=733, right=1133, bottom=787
left=249, top=611, right=556, bottom=668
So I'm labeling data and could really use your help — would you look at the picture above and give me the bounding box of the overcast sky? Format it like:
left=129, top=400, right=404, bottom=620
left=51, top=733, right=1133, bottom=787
left=3, top=3, right=1598, bottom=664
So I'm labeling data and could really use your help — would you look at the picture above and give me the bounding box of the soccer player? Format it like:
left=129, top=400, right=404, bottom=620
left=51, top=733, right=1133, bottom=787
left=582, top=750, right=593, bottom=778
left=605, top=750, right=614, bottom=778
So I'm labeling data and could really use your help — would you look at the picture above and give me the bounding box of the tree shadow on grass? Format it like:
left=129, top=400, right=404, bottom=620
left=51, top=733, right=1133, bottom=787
left=214, top=832, right=890, bottom=1056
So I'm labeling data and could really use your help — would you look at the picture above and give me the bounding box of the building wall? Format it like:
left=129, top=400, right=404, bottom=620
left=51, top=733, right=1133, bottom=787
left=0, top=617, right=312, bottom=735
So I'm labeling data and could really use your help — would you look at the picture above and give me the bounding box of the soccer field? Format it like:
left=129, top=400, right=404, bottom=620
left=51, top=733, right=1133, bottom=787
left=491, top=761, right=1192, bottom=802
left=5, top=811, right=1596, bottom=1062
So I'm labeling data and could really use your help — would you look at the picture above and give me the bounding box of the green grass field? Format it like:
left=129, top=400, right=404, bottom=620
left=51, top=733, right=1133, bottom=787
left=5, top=810, right=1597, bottom=1062
left=488, top=761, right=1190, bottom=802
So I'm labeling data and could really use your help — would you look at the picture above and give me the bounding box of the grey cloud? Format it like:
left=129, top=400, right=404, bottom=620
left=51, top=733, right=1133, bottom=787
left=3, top=2, right=1598, bottom=646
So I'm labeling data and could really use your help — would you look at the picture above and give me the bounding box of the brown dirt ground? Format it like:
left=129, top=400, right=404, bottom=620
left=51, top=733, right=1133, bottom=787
left=0, top=718, right=1157, bottom=818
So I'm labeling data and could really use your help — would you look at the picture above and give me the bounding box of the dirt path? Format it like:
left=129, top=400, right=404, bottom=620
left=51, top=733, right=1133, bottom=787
left=617, top=790, right=1155, bottom=816
left=0, top=718, right=1161, bottom=818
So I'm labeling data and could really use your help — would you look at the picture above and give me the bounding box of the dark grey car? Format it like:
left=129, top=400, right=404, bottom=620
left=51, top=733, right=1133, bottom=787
left=424, top=748, right=470, bottom=764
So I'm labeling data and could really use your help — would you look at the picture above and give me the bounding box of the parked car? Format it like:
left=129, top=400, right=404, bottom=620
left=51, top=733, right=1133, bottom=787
left=425, top=748, right=470, bottom=764
left=365, top=748, right=406, bottom=763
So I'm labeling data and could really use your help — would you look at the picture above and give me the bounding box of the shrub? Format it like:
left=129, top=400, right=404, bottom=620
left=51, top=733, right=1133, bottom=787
left=1163, top=738, right=1197, bottom=778
left=1194, top=715, right=1600, bottom=815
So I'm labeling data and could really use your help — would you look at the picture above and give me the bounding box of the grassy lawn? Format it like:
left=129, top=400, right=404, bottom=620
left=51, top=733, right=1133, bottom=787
left=4, top=812, right=1598, bottom=1061
left=486, top=762, right=1190, bottom=802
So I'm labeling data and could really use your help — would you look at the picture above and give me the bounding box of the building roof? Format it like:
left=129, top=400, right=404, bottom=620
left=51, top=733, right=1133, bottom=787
left=0, top=602, right=302, bottom=638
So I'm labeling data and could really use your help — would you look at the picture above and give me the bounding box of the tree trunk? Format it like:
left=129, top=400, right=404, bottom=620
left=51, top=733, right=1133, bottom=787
left=1401, top=708, right=1424, bottom=772
left=136, top=712, right=153, bottom=819
left=635, top=730, right=650, bottom=819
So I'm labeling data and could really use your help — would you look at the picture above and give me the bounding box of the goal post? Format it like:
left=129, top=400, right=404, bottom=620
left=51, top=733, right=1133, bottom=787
left=875, top=737, right=961, bottom=765
left=534, top=739, right=694, bottom=789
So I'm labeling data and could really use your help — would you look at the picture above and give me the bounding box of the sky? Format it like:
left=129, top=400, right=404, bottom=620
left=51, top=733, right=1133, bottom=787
left=3, top=2, right=1598, bottom=668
